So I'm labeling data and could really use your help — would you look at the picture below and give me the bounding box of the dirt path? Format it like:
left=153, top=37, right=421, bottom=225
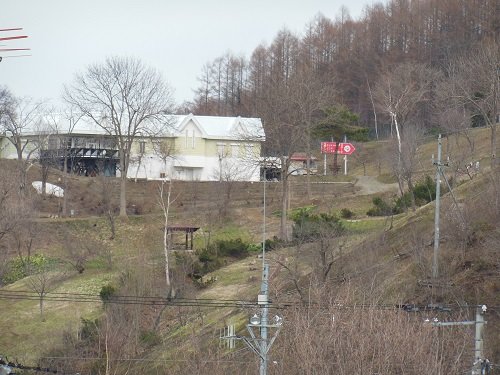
left=354, top=175, right=399, bottom=195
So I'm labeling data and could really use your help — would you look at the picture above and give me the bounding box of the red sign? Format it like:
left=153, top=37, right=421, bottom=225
left=321, top=142, right=356, bottom=155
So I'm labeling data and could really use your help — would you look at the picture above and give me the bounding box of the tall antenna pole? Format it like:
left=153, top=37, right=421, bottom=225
left=260, top=168, right=269, bottom=375
left=263, top=167, right=266, bottom=268
left=219, top=166, right=282, bottom=375
left=432, top=134, right=442, bottom=279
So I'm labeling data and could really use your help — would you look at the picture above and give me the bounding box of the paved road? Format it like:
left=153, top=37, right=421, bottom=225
left=354, top=175, right=399, bottom=195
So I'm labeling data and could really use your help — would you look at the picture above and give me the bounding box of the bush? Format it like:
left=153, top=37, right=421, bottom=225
left=368, top=176, right=443, bottom=216
left=366, top=197, right=394, bottom=217
left=217, top=238, right=250, bottom=258
left=1, top=254, right=49, bottom=285
left=264, top=236, right=284, bottom=251
left=291, top=206, right=344, bottom=241
left=340, top=208, right=354, bottom=219
left=394, top=176, right=439, bottom=212
left=99, top=284, right=116, bottom=302
left=191, top=238, right=254, bottom=279
left=140, top=330, right=162, bottom=347
left=80, top=318, right=99, bottom=341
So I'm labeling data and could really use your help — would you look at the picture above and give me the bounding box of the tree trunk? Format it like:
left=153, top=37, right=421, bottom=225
left=407, top=178, right=416, bottom=212
left=39, top=295, right=45, bottom=321
left=280, top=161, right=289, bottom=241
left=163, top=181, right=172, bottom=288
left=119, top=175, right=127, bottom=217
left=16, top=136, right=23, bottom=160
left=491, top=117, right=497, bottom=169
left=62, top=156, right=68, bottom=217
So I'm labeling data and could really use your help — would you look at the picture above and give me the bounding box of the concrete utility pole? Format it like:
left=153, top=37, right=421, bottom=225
left=432, top=134, right=443, bottom=279
left=258, top=264, right=270, bottom=375
left=432, top=305, right=488, bottom=375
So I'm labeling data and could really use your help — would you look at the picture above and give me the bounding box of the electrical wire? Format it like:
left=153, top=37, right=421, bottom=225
left=0, top=289, right=495, bottom=311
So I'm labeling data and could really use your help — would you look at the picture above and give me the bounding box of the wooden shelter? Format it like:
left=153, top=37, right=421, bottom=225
left=167, top=225, right=200, bottom=250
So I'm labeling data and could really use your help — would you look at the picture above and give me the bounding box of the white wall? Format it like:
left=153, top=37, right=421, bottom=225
left=127, top=153, right=261, bottom=181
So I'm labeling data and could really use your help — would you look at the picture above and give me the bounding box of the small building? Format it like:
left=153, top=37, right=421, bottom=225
left=128, top=114, right=264, bottom=181
left=289, top=153, right=318, bottom=175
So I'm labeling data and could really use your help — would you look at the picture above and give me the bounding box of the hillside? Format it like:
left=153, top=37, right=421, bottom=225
left=0, top=127, right=498, bottom=374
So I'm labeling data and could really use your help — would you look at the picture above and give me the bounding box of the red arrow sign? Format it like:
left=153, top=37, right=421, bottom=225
left=321, top=142, right=356, bottom=155
left=339, top=143, right=355, bottom=155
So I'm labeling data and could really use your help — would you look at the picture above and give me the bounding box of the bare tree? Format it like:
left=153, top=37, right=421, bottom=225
left=0, top=92, right=46, bottom=192
left=375, top=62, right=441, bottom=155
left=288, top=66, right=336, bottom=197
left=46, top=108, right=83, bottom=216
left=64, top=56, right=176, bottom=217
left=154, top=138, right=177, bottom=294
left=0, top=86, right=15, bottom=127
left=61, top=232, right=96, bottom=274
left=157, top=178, right=175, bottom=295
left=212, top=144, right=256, bottom=219
left=96, top=170, right=118, bottom=240
left=446, top=44, right=499, bottom=168
left=0, top=94, right=45, bottom=161
left=25, top=259, right=66, bottom=321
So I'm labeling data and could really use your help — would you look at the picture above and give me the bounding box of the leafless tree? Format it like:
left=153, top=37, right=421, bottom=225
left=46, top=108, right=83, bottom=216
left=0, top=92, right=46, bottom=192
left=25, top=260, right=66, bottom=321
left=96, top=170, right=118, bottom=240
left=0, top=94, right=45, bottom=161
left=446, top=44, right=499, bottom=168
left=395, top=123, right=425, bottom=210
left=154, top=138, right=178, bottom=295
left=64, top=56, right=176, bottom=217
left=61, top=232, right=96, bottom=274
left=0, top=86, right=15, bottom=127
left=273, top=297, right=470, bottom=375
left=157, top=177, right=175, bottom=294
left=375, top=62, right=441, bottom=156
left=288, top=66, right=336, bottom=198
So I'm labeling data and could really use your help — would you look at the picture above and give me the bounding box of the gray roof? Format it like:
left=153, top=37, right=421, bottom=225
left=27, top=113, right=264, bottom=141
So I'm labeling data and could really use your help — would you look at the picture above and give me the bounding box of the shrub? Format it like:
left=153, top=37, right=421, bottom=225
left=1, top=254, right=49, bottom=285
left=217, top=238, right=250, bottom=258
left=140, top=330, right=162, bottom=347
left=291, top=206, right=344, bottom=241
left=99, top=284, right=116, bottom=302
left=80, top=318, right=99, bottom=341
left=366, top=197, right=394, bottom=217
left=264, top=236, right=284, bottom=251
left=340, top=208, right=354, bottom=219
left=191, top=238, right=254, bottom=279
left=394, top=176, right=440, bottom=212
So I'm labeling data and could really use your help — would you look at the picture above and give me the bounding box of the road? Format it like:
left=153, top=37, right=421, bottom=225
left=354, top=175, right=399, bottom=195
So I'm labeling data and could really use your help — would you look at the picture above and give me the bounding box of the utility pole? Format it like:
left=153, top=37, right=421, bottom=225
left=258, top=264, right=269, bottom=375
left=432, top=134, right=443, bottom=279
left=220, top=167, right=283, bottom=375
left=431, top=305, right=489, bottom=374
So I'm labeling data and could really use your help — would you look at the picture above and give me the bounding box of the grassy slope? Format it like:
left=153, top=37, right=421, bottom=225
left=0, top=127, right=498, bottom=363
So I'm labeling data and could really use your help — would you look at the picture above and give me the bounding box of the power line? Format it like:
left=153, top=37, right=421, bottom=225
left=1, top=289, right=495, bottom=311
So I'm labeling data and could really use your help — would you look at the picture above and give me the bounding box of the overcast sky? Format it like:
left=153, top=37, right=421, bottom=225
left=1, top=0, right=372, bottom=107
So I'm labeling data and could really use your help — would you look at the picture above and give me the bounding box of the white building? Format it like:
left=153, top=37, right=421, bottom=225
left=0, top=114, right=265, bottom=182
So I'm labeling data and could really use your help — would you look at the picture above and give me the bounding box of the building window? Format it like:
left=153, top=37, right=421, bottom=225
left=160, top=172, right=166, bottom=179
left=245, top=144, right=254, bottom=158
left=217, top=143, right=226, bottom=158
left=231, top=144, right=239, bottom=157
left=139, top=141, right=146, bottom=154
